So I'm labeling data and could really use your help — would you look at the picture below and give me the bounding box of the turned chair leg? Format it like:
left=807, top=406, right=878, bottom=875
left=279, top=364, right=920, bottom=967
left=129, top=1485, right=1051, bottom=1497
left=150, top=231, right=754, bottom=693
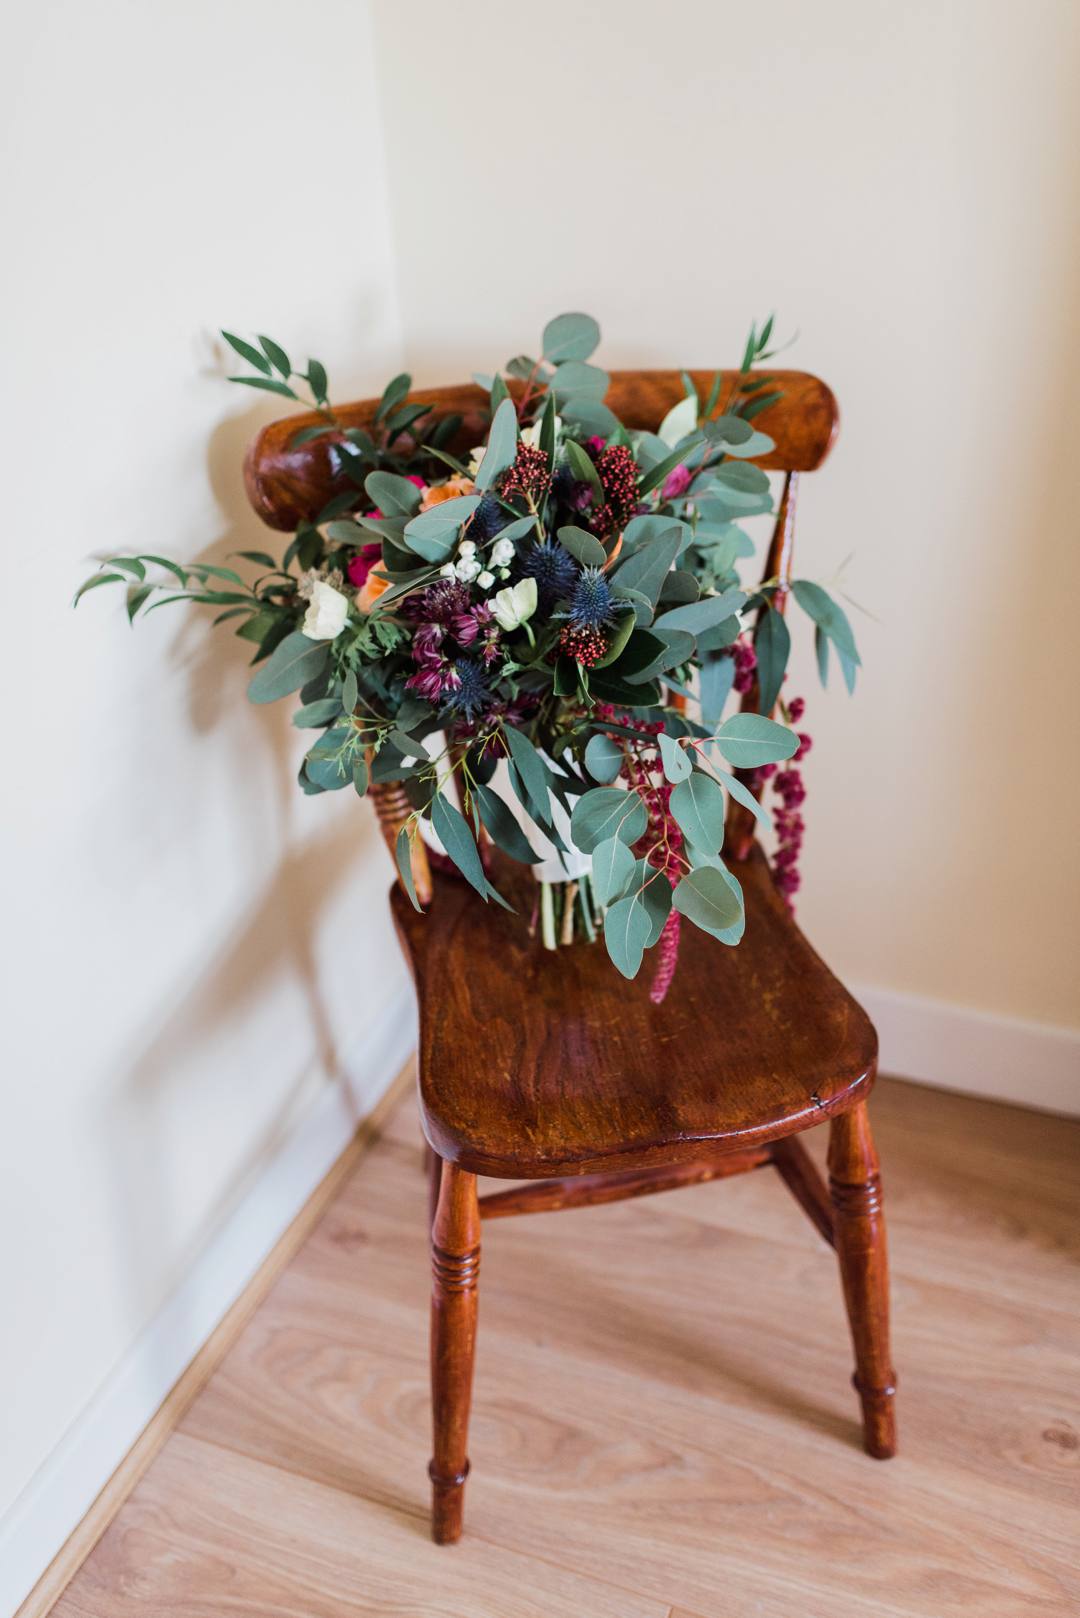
left=429, top=1162, right=480, bottom=1543
left=827, top=1100, right=897, bottom=1458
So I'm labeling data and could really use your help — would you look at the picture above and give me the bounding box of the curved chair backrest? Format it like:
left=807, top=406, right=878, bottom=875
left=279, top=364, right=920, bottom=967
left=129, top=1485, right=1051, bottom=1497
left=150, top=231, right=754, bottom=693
left=243, top=369, right=840, bottom=882
left=243, top=370, right=837, bottom=532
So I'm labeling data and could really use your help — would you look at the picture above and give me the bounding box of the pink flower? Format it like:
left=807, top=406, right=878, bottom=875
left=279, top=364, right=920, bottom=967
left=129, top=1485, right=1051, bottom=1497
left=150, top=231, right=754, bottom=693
left=405, top=474, right=426, bottom=489
left=347, top=543, right=382, bottom=589
left=661, top=463, right=692, bottom=501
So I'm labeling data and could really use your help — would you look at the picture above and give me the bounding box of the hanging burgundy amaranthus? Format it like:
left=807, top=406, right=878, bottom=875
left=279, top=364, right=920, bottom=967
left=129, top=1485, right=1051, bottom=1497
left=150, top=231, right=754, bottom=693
left=596, top=705, right=685, bottom=1004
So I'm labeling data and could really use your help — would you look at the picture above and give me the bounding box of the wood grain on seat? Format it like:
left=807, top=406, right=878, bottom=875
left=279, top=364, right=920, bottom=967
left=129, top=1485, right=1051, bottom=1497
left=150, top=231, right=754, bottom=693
left=392, top=848, right=876, bottom=1181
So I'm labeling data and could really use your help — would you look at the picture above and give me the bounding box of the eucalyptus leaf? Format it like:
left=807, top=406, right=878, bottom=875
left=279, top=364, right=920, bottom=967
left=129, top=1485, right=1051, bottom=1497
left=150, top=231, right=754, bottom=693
left=611, top=528, right=682, bottom=609
left=670, top=770, right=727, bottom=853
left=673, top=866, right=744, bottom=937
left=659, top=732, right=692, bottom=782
left=403, top=495, right=482, bottom=562
left=395, top=825, right=422, bottom=911
left=654, top=588, right=746, bottom=636
left=603, top=893, right=651, bottom=979
left=754, top=603, right=790, bottom=715
left=713, top=712, right=798, bottom=767
left=550, top=361, right=609, bottom=399
left=699, top=649, right=737, bottom=728
left=542, top=311, right=601, bottom=364
left=557, top=525, right=606, bottom=567
left=590, top=835, right=636, bottom=907
left=792, top=579, right=861, bottom=666
left=714, top=766, right=772, bottom=833
left=569, top=787, right=648, bottom=853
left=584, top=732, right=623, bottom=783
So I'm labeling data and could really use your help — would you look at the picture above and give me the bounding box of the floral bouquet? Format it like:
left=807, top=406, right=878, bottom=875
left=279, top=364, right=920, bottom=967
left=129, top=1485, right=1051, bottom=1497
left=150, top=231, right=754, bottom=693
left=77, top=313, right=860, bottom=999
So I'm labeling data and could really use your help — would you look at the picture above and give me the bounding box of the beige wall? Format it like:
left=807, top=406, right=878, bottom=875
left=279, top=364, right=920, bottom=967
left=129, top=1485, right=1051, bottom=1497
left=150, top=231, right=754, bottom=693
left=4, top=0, right=1079, bottom=1583
left=0, top=0, right=406, bottom=1528
left=373, top=0, right=1080, bottom=1028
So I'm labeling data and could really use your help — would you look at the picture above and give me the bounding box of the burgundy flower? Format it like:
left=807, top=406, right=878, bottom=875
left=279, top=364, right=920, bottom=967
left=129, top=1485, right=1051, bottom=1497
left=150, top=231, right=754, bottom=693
left=347, top=542, right=382, bottom=589
left=661, top=463, right=692, bottom=501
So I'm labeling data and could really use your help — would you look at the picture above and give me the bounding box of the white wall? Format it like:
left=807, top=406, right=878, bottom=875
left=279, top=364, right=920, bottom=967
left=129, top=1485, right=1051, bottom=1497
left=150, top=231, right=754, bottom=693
left=0, top=0, right=409, bottom=1565
left=372, top=0, right=1080, bottom=1032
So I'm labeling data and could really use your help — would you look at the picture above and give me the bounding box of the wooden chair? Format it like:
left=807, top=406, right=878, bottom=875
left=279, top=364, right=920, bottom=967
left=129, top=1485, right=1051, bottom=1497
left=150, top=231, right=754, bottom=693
left=245, top=370, right=897, bottom=1545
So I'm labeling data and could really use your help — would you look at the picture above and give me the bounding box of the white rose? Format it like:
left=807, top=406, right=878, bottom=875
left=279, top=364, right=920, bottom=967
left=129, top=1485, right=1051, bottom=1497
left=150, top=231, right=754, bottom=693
left=301, top=579, right=350, bottom=640
left=521, top=414, right=560, bottom=448
left=455, top=556, right=481, bottom=583
left=490, top=537, right=515, bottom=567
left=492, top=576, right=537, bottom=632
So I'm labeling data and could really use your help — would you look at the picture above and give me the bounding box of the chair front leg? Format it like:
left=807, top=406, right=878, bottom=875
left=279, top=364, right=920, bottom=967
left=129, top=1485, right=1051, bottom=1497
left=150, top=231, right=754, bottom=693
left=827, top=1100, right=897, bottom=1458
left=429, top=1161, right=480, bottom=1542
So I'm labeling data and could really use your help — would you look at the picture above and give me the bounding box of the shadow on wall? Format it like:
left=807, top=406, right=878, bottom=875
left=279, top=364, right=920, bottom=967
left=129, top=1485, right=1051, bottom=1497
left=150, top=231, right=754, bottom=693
left=92, top=390, right=397, bottom=1364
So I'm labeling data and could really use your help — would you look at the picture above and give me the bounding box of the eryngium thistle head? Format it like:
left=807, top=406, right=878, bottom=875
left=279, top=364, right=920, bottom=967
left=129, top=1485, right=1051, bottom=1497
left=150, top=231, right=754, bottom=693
left=523, top=538, right=579, bottom=606
left=468, top=492, right=505, bottom=543
left=443, top=658, right=492, bottom=720
left=565, top=565, right=616, bottom=630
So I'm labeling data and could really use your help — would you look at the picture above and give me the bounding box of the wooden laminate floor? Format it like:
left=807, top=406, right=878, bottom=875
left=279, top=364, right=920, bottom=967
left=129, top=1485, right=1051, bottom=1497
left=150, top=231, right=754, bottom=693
left=52, top=1078, right=1079, bottom=1618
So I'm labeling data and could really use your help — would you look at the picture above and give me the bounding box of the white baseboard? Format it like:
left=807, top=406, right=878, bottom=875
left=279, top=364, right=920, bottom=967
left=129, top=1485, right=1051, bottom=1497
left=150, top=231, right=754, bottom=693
left=0, top=987, right=417, bottom=1618
left=854, top=983, right=1080, bottom=1117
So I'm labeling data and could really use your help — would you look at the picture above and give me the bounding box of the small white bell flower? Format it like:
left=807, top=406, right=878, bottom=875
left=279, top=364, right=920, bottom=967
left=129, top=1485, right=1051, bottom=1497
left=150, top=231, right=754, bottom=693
left=499, top=567, right=510, bottom=580
left=490, top=537, right=515, bottom=567
left=458, top=539, right=477, bottom=557
left=439, top=562, right=456, bottom=578
left=455, top=556, right=481, bottom=583
left=477, top=570, right=495, bottom=590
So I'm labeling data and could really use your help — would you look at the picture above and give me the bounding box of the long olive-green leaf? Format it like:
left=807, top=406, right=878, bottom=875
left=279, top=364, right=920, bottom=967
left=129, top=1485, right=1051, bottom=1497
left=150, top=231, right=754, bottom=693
left=473, top=783, right=542, bottom=864
left=792, top=579, right=861, bottom=666
left=247, top=632, right=330, bottom=704
left=475, top=397, right=519, bottom=491
left=754, top=603, right=790, bottom=715
left=395, top=826, right=422, bottom=911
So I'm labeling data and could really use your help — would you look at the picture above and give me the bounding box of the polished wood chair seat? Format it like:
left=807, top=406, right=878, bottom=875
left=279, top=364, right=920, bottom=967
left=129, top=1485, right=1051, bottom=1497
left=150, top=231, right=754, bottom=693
left=392, top=847, right=876, bottom=1180
left=244, top=366, right=898, bottom=1548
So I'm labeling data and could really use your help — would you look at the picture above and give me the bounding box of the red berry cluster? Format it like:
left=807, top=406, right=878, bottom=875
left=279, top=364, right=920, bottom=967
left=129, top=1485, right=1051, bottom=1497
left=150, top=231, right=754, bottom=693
left=560, top=624, right=608, bottom=666
left=590, top=444, right=639, bottom=541
left=501, top=443, right=551, bottom=500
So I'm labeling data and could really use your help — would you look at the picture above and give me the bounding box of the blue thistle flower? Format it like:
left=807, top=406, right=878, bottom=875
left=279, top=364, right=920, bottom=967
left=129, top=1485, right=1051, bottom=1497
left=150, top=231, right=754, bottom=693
left=565, top=565, right=617, bottom=630
left=523, top=539, right=579, bottom=607
left=469, top=493, right=504, bottom=543
left=443, top=658, right=492, bottom=721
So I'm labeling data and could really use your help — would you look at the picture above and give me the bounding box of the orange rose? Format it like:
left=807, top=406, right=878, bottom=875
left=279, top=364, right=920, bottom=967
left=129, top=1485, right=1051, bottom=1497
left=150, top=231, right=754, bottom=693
left=420, top=474, right=475, bottom=510
left=356, top=571, right=390, bottom=613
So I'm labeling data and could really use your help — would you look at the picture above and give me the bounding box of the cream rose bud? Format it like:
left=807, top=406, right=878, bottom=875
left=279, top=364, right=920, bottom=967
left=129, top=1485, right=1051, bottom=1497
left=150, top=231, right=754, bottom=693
left=492, top=576, right=538, bottom=632
left=455, top=556, right=481, bottom=583
left=457, top=539, right=477, bottom=557
left=301, top=579, right=350, bottom=640
left=477, top=570, right=495, bottom=590
left=439, top=562, right=456, bottom=578
left=520, top=414, right=560, bottom=448
left=490, top=537, right=515, bottom=567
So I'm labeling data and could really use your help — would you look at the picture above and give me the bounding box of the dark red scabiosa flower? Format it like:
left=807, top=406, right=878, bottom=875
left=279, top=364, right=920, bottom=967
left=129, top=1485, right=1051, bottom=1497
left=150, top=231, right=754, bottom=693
left=402, top=578, right=472, bottom=626
left=501, top=443, right=552, bottom=501
left=589, top=443, right=639, bottom=541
